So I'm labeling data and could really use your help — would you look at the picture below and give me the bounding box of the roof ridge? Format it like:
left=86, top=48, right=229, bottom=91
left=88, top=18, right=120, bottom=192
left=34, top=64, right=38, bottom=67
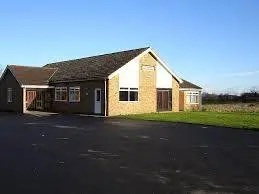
left=9, top=65, right=57, bottom=70
left=46, top=47, right=150, bottom=65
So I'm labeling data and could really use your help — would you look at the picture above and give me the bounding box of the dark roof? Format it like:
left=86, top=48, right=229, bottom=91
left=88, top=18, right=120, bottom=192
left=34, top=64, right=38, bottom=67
left=179, top=79, right=202, bottom=89
left=8, top=65, right=57, bottom=85
left=44, top=47, right=149, bottom=83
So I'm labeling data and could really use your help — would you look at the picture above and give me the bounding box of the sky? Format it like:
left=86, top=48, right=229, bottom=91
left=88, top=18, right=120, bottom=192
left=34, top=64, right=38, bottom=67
left=0, top=0, right=258, bottom=94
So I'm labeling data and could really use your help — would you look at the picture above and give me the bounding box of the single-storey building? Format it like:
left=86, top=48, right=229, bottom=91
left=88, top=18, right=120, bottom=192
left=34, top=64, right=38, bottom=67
left=179, top=79, right=202, bottom=111
left=0, top=47, right=202, bottom=116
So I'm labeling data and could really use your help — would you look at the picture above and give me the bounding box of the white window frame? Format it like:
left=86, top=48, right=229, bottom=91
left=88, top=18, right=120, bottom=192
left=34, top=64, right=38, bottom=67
left=55, top=87, right=67, bottom=102
left=69, top=87, right=80, bottom=102
left=119, top=87, right=139, bottom=102
left=7, top=88, right=12, bottom=103
left=186, top=91, right=199, bottom=104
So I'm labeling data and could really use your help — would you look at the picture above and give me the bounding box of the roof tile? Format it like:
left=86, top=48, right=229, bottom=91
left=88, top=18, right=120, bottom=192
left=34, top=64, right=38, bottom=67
left=179, top=79, right=202, bottom=89
left=9, top=65, right=57, bottom=85
left=44, top=47, right=149, bottom=82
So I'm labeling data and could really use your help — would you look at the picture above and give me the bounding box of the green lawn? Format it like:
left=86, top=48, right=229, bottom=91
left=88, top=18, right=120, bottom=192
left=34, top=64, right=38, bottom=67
left=119, top=112, right=259, bottom=129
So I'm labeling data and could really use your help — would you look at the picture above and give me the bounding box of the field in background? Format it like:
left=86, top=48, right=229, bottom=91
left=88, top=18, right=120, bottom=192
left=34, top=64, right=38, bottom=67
left=203, top=103, right=259, bottom=112
left=120, top=112, right=259, bottom=129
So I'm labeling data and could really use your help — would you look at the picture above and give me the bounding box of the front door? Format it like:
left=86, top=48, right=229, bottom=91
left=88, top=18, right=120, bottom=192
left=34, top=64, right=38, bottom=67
left=36, top=91, right=43, bottom=110
left=157, top=90, right=172, bottom=111
left=94, top=88, right=101, bottom=114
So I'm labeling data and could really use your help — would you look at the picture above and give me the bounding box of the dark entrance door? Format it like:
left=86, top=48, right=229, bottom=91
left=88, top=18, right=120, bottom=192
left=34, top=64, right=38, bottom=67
left=157, top=90, right=172, bottom=111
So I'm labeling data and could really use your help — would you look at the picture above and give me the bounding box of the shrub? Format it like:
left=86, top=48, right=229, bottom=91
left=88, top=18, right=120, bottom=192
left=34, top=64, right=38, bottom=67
left=202, top=103, right=259, bottom=113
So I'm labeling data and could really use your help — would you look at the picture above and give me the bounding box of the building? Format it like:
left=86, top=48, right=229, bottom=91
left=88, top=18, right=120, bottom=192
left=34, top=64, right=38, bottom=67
left=0, top=47, right=202, bottom=116
left=179, top=79, right=202, bottom=111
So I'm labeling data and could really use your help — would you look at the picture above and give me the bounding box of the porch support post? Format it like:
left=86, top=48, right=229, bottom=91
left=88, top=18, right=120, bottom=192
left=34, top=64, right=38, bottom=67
left=23, top=87, right=27, bottom=113
left=104, top=79, right=107, bottom=116
left=199, top=91, right=202, bottom=111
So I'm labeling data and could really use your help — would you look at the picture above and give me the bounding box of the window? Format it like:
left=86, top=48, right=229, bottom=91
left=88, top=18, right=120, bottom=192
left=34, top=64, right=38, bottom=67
left=96, top=89, right=101, bottom=102
left=7, top=88, right=12, bottom=103
left=55, top=87, right=67, bottom=101
left=187, top=92, right=199, bottom=104
left=69, top=87, right=80, bottom=102
left=119, top=88, right=138, bottom=101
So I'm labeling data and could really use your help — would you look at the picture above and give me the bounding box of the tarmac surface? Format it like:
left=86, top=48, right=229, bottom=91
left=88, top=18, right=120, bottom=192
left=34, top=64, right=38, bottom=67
left=0, top=112, right=258, bottom=194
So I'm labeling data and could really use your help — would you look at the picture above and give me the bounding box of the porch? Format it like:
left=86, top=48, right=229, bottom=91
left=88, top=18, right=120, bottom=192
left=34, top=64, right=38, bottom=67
left=22, top=85, right=54, bottom=113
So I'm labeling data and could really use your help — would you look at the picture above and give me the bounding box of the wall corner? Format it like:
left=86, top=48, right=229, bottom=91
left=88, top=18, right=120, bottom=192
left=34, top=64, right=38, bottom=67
left=172, top=78, right=179, bottom=112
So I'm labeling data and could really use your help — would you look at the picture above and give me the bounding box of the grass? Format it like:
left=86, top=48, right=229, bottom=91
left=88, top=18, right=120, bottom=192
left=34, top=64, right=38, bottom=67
left=119, top=112, right=259, bottom=129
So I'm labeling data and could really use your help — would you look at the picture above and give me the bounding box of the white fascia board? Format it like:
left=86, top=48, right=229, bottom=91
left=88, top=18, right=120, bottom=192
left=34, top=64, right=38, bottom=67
left=108, top=48, right=183, bottom=83
left=180, top=88, right=202, bottom=91
left=148, top=48, right=182, bottom=83
left=21, top=85, right=54, bottom=89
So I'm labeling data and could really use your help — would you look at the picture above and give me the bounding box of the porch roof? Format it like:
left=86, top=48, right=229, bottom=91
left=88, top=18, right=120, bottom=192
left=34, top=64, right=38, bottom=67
left=8, top=65, right=57, bottom=86
left=179, top=79, right=202, bottom=90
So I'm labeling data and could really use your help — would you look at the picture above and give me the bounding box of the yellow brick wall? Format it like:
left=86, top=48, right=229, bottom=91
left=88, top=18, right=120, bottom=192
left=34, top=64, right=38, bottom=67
left=107, top=52, right=180, bottom=116
left=179, top=90, right=185, bottom=111
left=172, top=77, right=180, bottom=112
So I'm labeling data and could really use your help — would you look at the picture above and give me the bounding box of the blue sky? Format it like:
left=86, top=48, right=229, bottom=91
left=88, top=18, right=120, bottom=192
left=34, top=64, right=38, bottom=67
left=0, top=0, right=258, bottom=94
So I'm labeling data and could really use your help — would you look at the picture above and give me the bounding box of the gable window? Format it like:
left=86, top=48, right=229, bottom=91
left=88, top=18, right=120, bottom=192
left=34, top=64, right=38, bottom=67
left=69, top=87, right=80, bottom=102
left=187, top=92, right=199, bottom=104
left=119, top=88, right=138, bottom=101
left=55, top=87, right=67, bottom=101
left=7, top=88, right=12, bottom=103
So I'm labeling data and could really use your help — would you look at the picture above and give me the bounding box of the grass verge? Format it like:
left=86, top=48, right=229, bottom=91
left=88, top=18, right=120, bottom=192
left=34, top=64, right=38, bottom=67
left=119, top=112, right=259, bottom=129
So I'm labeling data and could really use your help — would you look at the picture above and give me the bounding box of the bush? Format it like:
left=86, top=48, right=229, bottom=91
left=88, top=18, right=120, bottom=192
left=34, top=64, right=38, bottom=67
left=202, top=103, right=259, bottom=113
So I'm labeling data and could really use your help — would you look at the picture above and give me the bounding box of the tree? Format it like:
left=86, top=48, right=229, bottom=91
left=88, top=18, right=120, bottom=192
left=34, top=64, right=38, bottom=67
left=240, top=88, right=259, bottom=102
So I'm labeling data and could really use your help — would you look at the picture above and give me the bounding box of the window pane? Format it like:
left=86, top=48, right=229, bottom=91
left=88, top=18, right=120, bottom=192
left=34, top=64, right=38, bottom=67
left=57, top=91, right=61, bottom=100
left=96, top=90, right=101, bottom=101
left=69, top=87, right=80, bottom=102
left=119, top=91, right=128, bottom=101
left=187, top=95, right=191, bottom=103
left=192, top=95, right=195, bottom=103
left=61, top=91, right=67, bottom=100
left=75, top=91, right=80, bottom=101
left=188, top=94, right=199, bottom=103
left=7, top=88, right=12, bottom=102
left=130, top=91, right=138, bottom=101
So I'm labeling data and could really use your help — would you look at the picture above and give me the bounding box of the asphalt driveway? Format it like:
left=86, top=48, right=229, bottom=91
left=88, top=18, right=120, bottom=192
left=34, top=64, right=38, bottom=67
left=0, top=112, right=258, bottom=194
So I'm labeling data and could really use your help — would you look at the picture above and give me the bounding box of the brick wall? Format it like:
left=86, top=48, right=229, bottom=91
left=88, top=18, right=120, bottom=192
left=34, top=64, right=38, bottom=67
left=108, top=52, right=180, bottom=116
left=179, top=91, right=185, bottom=111
left=172, top=78, right=180, bottom=112
left=0, top=69, right=23, bottom=113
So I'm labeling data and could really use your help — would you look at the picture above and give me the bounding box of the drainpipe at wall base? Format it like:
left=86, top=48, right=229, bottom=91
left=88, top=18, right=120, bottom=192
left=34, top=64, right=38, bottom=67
left=104, top=79, right=107, bottom=117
